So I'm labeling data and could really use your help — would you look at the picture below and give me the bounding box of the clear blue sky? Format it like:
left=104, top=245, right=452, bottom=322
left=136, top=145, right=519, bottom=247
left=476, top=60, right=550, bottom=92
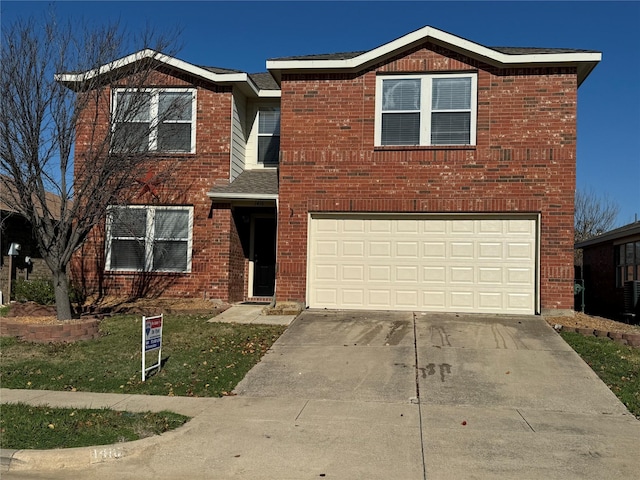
left=3, top=1, right=639, bottom=226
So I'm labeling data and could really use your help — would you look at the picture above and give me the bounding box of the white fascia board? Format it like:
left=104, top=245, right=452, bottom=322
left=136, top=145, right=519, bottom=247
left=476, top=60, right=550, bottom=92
left=267, top=25, right=601, bottom=72
left=206, top=192, right=278, bottom=201
left=258, top=90, right=282, bottom=98
left=56, top=49, right=264, bottom=95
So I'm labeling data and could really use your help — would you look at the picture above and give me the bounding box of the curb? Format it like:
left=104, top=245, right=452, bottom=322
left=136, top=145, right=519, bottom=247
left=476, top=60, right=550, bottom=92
left=1, top=417, right=193, bottom=472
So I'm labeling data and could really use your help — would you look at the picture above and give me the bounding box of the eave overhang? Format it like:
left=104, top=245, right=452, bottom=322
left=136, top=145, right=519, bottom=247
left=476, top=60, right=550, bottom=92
left=267, top=26, right=601, bottom=87
left=56, top=49, right=281, bottom=98
left=207, top=192, right=278, bottom=202
left=575, top=222, right=640, bottom=249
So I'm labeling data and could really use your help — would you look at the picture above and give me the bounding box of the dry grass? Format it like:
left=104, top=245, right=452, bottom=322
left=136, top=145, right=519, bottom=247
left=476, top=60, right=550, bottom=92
left=545, top=312, right=640, bottom=334
left=3, top=298, right=228, bottom=325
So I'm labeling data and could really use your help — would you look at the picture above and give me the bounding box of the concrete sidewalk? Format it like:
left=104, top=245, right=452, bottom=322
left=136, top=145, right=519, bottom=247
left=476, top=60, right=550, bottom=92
left=209, top=303, right=297, bottom=325
left=2, top=311, right=639, bottom=479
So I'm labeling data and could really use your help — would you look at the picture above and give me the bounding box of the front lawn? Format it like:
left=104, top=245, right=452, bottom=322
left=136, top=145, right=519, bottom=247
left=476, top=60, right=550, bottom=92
left=0, top=314, right=286, bottom=397
left=560, top=331, right=640, bottom=418
left=0, top=403, right=188, bottom=449
left=0, top=313, right=284, bottom=449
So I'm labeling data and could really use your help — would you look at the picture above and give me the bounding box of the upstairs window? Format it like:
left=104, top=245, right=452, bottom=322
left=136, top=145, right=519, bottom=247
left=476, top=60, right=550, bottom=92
left=112, top=89, right=196, bottom=153
left=375, top=73, right=477, bottom=147
left=106, top=205, right=193, bottom=273
left=257, top=107, right=280, bottom=166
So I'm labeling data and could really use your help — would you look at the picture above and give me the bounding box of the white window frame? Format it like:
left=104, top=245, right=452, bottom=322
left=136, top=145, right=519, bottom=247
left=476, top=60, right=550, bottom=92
left=257, top=106, right=281, bottom=166
left=374, top=73, right=477, bottom=147
left=112, top=88, right=197, bottom=153
left=105, top=205, right=194, bottom=273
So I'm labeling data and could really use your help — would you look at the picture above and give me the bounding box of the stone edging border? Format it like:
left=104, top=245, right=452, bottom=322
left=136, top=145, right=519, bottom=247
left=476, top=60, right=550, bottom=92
left=553, top=324, right=640, bottom=348
left=0, top=318, right=100, bottom=343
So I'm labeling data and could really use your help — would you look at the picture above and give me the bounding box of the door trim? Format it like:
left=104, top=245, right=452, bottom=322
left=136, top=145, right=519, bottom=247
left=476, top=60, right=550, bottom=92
left=249, top=213, right=277, bottom=298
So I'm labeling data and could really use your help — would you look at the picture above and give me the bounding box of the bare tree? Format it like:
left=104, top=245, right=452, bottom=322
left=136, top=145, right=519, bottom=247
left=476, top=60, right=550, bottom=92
left=575, top=187, right=620, bottom=243
left=0, top=13, right=182, bottom=319
left=574, top=186, right=620, bottom=266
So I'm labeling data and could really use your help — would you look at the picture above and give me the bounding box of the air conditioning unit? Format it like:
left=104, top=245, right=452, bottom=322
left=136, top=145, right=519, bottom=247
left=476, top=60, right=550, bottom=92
left=623, top=280, right=640, bottom=318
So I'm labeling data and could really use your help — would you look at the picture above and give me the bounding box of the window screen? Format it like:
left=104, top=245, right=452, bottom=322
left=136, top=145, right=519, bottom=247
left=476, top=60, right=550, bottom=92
left=107, top=206, right=191, bottom=272
left=258, top=108, right=280, bottom=165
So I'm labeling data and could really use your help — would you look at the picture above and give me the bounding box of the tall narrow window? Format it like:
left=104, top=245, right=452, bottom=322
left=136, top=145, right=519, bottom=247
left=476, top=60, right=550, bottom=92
left=381, top=79, right=421, bottom=146
left=616, top=241, right=640, bottom=287
left=158, top=92, right=193, bottom=152
left=109, top=208, right=147, bottom=270
left=257, top=107, right=280, bottom=165
left=112, top=92, right=152, bottom=152
left=431, top=77, right=472, bottom=145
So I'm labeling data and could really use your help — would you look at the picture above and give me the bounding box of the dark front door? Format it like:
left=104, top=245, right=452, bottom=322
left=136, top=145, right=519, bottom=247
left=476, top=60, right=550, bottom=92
left=253, top=217, right=277, bottom=297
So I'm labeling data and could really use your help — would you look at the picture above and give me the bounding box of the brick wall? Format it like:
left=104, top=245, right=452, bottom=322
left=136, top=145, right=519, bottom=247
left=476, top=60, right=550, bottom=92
left=72, top=70, right=245, bottom=302
left=0, top=318, right=100, bottom=343
left=276, top=41, right=577, bottom=311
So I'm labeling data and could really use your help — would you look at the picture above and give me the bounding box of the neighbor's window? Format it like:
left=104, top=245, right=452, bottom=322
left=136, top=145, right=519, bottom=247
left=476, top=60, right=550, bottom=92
left=375, top=73, right=477, bottom=147
left=106, top=205, right=193, bottom=272
left=257, top=107, right=280, bottom=165
left=112, top=89, right=196, bottom=153
left=616, top=241, right=640, bottom=287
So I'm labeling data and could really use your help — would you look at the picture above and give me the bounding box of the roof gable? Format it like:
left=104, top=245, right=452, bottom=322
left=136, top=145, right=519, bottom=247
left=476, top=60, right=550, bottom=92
left=57, top=49, right=280, bottom=98
left=267, top=25, right=601, bottom=86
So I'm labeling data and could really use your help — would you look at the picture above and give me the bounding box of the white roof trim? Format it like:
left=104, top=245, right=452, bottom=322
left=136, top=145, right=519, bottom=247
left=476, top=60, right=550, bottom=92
left=56, top=49, right=281, bottom=97
left=267, top=25, right=601, bottom=83
left=258, top=90, right=282, bottom=98
left=206, top=192, right=278, bottom=201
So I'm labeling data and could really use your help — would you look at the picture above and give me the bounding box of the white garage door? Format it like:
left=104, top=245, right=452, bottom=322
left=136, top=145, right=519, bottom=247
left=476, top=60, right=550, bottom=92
left=307, top=214, right=538, bottom=314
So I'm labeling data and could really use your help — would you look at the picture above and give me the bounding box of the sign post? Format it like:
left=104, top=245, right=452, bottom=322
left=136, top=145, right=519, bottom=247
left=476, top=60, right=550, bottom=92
left=142, top=314, right=163, bottom=381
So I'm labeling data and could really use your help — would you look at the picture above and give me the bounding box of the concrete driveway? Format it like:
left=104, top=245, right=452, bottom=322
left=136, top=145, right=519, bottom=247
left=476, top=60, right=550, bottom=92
left=234, top=310, right=639, bottom=479
left=4, top=311, right=638, bottom=479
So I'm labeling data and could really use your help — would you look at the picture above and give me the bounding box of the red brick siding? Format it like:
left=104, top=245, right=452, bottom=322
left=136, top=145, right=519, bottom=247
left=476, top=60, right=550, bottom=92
left=72, top=70, right=242, bottom=302
left=276, top=42, right=577, bottom=311
left=0, top=318, right=100, bottom=343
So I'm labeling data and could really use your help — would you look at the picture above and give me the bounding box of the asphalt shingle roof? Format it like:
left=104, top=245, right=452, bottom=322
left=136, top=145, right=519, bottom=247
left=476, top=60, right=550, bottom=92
left=248, top=72, right=280, bottom=90
left=490, top=47, right=600, bottom=55
left=269, top=46, right=598, bottom=63
left=208, top=170, right=278, bottom=197
left=268, top=51, right=366, bottom=61
left=198, top=65, right=245, bottom=74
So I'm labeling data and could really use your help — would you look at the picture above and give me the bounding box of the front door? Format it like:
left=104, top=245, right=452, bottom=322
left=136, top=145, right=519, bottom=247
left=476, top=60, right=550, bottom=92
left=252, top=216, right=277, bottom=297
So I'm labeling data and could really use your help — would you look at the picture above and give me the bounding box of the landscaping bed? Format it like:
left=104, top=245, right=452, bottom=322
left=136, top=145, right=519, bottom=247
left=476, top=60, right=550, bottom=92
left=545, top=312, right=640, bottom=347
left=1, top=299, right=230, bottom=343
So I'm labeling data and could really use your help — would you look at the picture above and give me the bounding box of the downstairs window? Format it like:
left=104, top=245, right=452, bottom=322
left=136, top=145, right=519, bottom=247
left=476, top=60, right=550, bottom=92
left=106, top=205, right=193, bottom=272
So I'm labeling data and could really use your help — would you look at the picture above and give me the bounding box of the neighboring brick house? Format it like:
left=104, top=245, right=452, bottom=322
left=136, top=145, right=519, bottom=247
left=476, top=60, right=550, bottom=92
left=61, top=26, right=600, bottom=315
left=0, top=180, right=61, bottom=301
left=576, top=221, right=640, bottom=319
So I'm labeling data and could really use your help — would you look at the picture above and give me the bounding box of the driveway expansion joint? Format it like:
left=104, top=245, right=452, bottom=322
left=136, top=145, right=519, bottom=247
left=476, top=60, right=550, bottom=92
left=413, top=312, right=428, bottom=480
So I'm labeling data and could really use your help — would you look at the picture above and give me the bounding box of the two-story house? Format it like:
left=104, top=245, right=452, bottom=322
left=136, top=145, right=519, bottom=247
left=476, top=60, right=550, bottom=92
left=61, top=26, right=601, bottom=315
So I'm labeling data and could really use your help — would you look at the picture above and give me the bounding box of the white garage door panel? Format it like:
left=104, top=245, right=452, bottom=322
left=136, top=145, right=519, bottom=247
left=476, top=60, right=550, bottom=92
left=308, top=215, right=537, bottom=314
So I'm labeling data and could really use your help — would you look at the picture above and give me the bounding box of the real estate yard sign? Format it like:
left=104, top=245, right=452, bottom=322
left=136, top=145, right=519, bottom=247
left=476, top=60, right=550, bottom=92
left=142, top=314, right=163, bottom=381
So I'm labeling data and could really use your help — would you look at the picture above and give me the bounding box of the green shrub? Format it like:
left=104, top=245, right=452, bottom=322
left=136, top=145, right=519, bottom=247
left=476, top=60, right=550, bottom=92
left=13, top=278, right=55, bottom=305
